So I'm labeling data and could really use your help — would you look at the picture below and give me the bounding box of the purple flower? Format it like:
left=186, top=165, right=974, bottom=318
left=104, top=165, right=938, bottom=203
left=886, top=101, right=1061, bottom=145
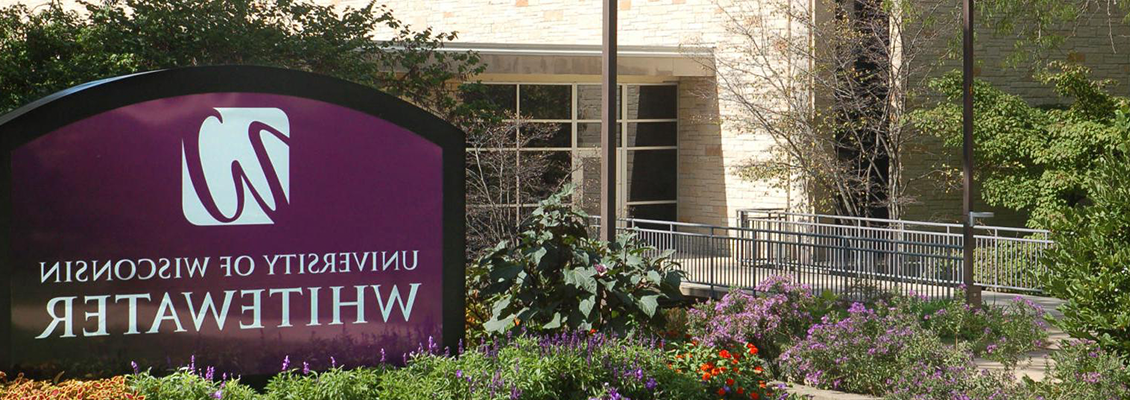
left=331, top=356, right=337, bottom=368
left=456, top=369, right=463, bottom=378
left=205, top=366, right=215, bottom=381
left=211, top=390, right=223, bottom=399
left=281, top=355, right=290, bottom=371
left=645, top=377, right=657, bottom=390
left=595, top=264, right=608, bottom=274
left=130, top=361, right=139, bottom=374
left=302, top=361, right=310, bottom=375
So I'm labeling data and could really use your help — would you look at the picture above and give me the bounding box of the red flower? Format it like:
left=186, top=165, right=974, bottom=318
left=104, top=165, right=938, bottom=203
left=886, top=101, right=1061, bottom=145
left=737, top=387, right=745, bottom=395
left=754, top=366, right=764, bottom=374
left=726, top=378, right=735, bottom=386
left=717, top=388, right=726, bottom=396
left=719, top=349, right=732, bottom=359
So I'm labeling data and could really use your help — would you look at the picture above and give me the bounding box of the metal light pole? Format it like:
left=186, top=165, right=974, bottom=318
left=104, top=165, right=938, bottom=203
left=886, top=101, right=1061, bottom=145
left=962, top=0, right=982, bottom=306
left=600, top=0, right=618, bottom=242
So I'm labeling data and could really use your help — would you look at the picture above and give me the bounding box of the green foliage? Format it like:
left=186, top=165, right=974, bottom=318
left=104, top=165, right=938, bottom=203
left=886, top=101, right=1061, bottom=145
left=1019, top=339, right=1130, bottom=399
left=376, top=334, right=705, bottom=400
left=912, top=63, right=1130, bottom=227
left=664, top=340, right=782, bottom=400
left=1038, top=153, right=1130, bottom=357
left=0, top=0, right=487, bottom=125
left=911, top=292, right=1049, bottom=368
left=129, top=369, right=258, bottom=400
left=472, top=186, right=685, bottom=335
left=262, top=368, right=383, bottom=400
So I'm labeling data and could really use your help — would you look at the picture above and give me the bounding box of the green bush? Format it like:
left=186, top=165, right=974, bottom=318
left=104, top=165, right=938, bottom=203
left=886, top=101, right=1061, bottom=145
left=129, top=368, right=257, bottom=400
left=473, top=186, right=685, bottom=335
left=910, top=292, right=1049, bottom=368
left=376, top=333, right=706, bottom=400
left=1038, top=152, right=1130, bottom=357
left=262, top=367, right=383, bottom=400
left=1020, top=339, right=1130, bottom=399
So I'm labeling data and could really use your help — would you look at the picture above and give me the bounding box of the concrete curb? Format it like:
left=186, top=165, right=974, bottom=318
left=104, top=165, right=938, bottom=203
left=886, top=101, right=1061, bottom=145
left=779, top=382, right=882, bottom=400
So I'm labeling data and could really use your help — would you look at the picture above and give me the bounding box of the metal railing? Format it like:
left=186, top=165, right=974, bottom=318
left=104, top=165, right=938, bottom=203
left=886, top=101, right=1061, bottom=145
left=590, top=211, right=1052, bottom=299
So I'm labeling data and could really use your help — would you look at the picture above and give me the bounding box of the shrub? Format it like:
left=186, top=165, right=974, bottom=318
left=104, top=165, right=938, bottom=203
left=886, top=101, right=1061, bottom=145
left=664, top=340, right=782, bottom=400
left=262, top=367, right=383, bottom=400
left=473, top=187, right=685, bottom=335
left=907, top=291, right=1049, bottom=368
left=1038, top=152, right=1130, bottom=357
left=375, top=332, right=705, bottom=400
left=1020, top=339, right=1130, bottom=400
left=129, top=362, right=257, bottom=400
left=778, top=301, right=1019, bottom=399
left=684, top=276, right=835, bottom=362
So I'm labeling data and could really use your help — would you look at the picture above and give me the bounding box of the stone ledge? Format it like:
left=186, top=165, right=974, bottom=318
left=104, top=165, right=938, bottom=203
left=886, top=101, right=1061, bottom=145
left=779, top=382, right=882, bottom=400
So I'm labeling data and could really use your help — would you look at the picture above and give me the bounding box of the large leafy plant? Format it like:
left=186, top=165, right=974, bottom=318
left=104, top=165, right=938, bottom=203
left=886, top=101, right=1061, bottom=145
left=1038, top=152, right=1130, bottom=357
left=472, top=186, right=685, bottom=335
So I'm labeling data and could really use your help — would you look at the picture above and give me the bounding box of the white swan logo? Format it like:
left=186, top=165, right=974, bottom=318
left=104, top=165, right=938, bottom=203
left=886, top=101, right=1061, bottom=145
left=181, top=108, right=290, bottom=226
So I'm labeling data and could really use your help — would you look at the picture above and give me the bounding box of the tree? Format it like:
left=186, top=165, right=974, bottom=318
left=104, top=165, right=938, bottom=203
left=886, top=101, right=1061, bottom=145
left=693, top=0, right=958, bottom=219
left=911, top=63, right=1130, bottom=227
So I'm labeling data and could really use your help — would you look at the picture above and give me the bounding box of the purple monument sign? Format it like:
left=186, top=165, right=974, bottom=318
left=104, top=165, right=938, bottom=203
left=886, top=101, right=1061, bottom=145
left=0, top=67, right=466, bottom=376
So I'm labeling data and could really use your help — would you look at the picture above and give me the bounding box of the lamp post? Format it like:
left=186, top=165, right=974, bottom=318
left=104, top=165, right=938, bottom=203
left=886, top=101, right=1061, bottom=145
left=962, top=0, right=982, bottom=306
left=600, top=0, right=618, bottom=242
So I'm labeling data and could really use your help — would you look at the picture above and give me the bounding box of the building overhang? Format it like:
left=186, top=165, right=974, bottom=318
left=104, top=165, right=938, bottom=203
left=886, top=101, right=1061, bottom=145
left=438, top=42, right=715, bottom=78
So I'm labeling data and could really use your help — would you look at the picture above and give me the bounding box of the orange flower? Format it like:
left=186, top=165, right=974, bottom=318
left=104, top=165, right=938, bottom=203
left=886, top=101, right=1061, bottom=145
left=692, top=340, right=699, bottom=346
left=754, top=366, right=764, bottom=374
left=702, top=373, right=711, bottom=381
left=731, top=358, right=739, bottom=364
left=759, top=381, right=767, bottom=389
left=701, top=363, right=714, bottom=372
left=589, top=328, right=597, bottom=334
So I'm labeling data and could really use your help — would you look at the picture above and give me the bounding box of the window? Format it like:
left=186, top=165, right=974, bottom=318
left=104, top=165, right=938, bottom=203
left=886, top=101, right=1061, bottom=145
left=466, top=83, right=678, bottom=223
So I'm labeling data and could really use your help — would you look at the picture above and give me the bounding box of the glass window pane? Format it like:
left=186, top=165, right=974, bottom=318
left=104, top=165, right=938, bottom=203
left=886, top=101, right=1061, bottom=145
left=580, top=154, right=601, bottom=216
left=626, top=122, right=677, bottom=147
left=627, top=149, right=677, bottom=201
left=577, top=85, right=621, bottom=120
left=520, top=85, right=571, bottom=119
left=520, top=151, right=572, bottom=203
left=577, top=123, right=620, bottom=148
left=521, top=122, right=571, bottom=148
left=628, top=204, right=677, bottom=228
left=625, top=85, right=676, bottom=120
left=467, top=121, right=517, bottom=149
left=466, top=150, right=518, bottom=205
left=462, top=84, right=517, bottom=112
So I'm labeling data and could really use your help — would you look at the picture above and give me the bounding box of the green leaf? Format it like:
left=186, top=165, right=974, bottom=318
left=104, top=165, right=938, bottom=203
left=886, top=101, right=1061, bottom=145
left=564, top=267, right=598, bottom=294
left=579, top=296, right=595, bottom=318
left=542, top=312, right=563, bottom=329
left=638, top=295, right=659, bottom=317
